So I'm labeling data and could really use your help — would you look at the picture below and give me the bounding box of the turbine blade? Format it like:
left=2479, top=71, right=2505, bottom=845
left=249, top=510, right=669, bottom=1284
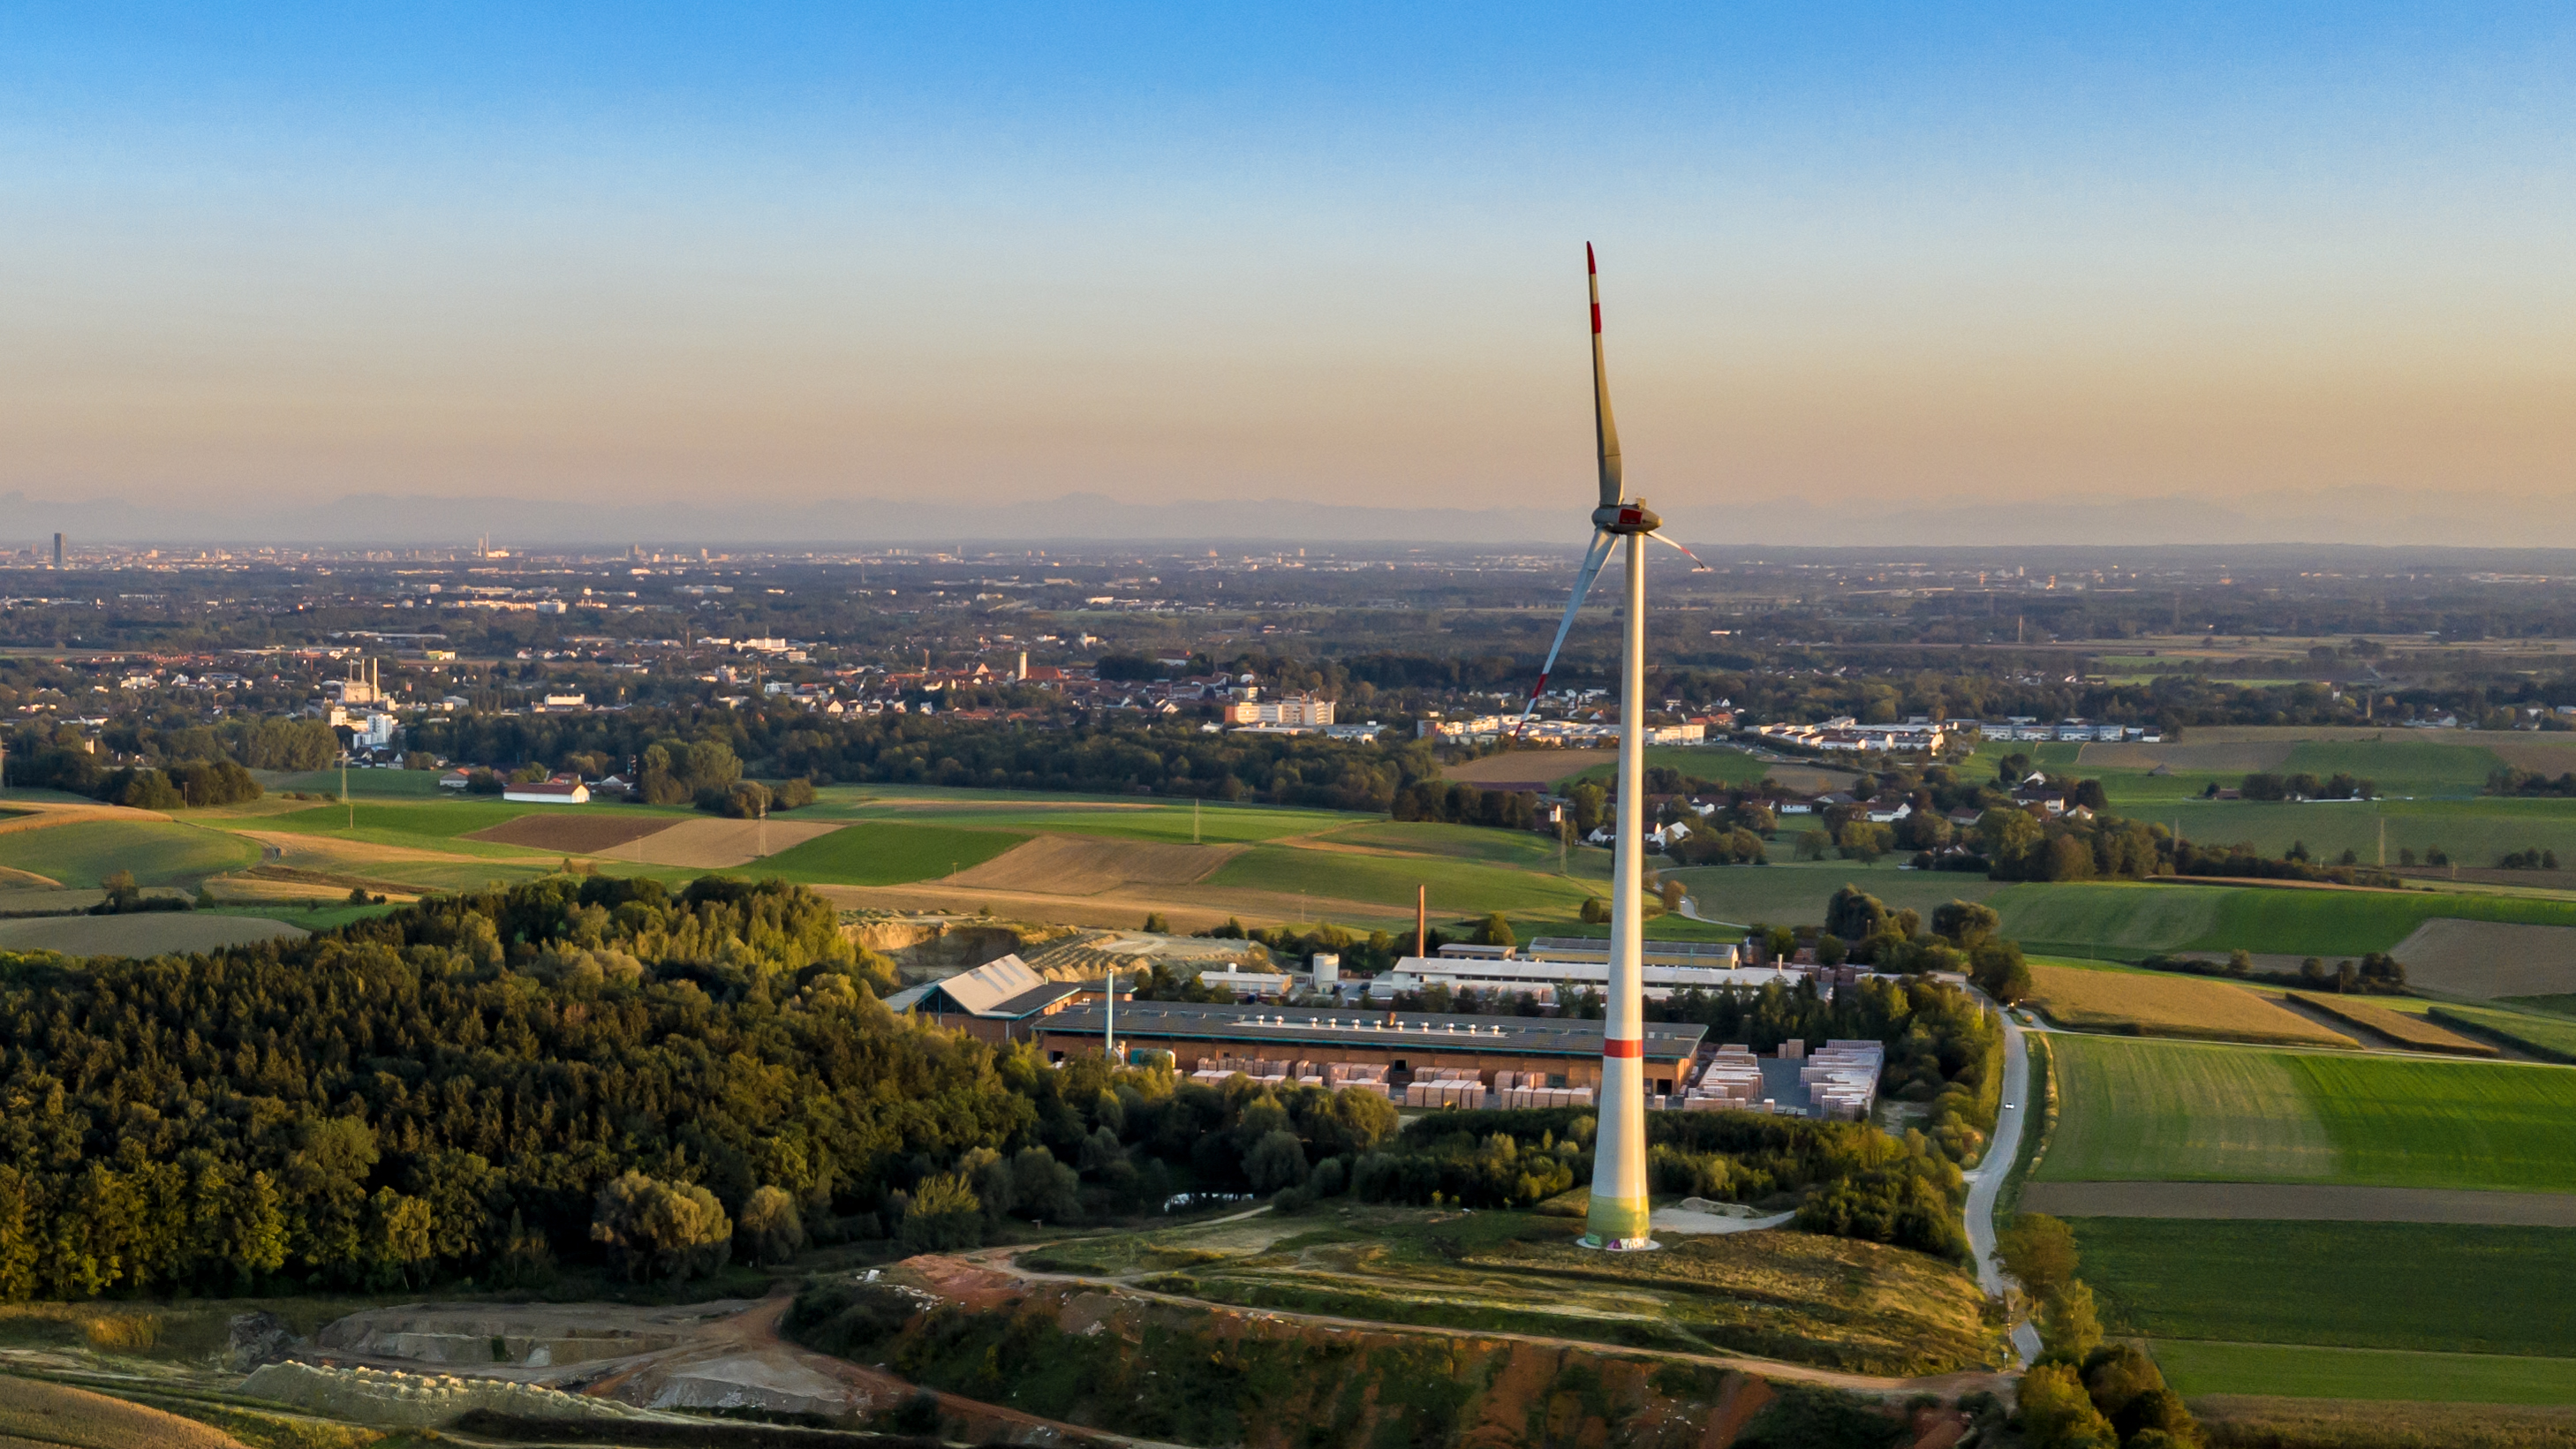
left=1589, top=243, right=1624, bottom=509
left=1515, top=529, right=1617, bottom=739
left=1647, top=529, right=1715, bottom=571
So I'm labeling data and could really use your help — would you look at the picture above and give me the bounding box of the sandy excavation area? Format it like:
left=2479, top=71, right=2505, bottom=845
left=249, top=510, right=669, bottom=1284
left=2391, top=918, right=2576, bottom=999
left=594, top=818, right=842, bottom=868
left=291, top=1294, right=1117, bottom=1442
left=950, top=834, right=1241, bottom=894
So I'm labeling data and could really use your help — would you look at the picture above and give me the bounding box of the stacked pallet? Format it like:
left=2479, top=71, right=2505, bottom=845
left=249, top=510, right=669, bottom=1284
left=1497, top=1083, right=1596, bottom=1108
left=1800, top=1039, right=1885, bottom=1121
left=1680, top=1043, right=1762, bottom=1112
left=1402, top=1076, right=1488, bottom=1107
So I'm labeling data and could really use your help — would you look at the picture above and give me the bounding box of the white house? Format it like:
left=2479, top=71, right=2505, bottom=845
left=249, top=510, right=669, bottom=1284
left=502, top=778, right=590, bottom=804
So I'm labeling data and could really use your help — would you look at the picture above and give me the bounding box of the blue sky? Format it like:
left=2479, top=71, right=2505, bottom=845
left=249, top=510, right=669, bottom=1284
left=6, top=4, right=2574, bottom=540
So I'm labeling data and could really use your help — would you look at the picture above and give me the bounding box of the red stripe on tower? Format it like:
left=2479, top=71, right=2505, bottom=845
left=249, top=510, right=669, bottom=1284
left=1602, top=1038, right=1643, bottom=1059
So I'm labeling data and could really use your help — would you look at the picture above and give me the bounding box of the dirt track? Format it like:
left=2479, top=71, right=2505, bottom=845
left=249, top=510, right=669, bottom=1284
left=2020, top=1180, right=2576, bottom=1226
left=950, top=834, right=1242, bottom=894
left=2391, top=918, right=2576, bottom=999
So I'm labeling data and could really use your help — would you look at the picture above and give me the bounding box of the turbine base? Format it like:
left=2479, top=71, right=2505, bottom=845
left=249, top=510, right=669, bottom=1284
left=1575, top=1234, right=1663, bottom=1253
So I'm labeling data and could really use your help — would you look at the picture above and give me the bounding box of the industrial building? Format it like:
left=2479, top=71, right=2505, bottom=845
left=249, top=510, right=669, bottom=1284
left=1364, top=937, right=1847, bottom=1003
left=882, top=955, right=1129, bottom=1045
left=1033, top=1000, right=1707, bottom=1097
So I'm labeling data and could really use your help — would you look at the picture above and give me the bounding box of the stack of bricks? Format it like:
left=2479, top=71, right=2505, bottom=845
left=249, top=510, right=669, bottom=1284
left=1681, top=1043, right=1762, bottom=1112
left=1190, top=1054, right=1296, bottom=1085
left=1401, top=1067, right=1487, bottom=1108
left=1800, top=1039, right=1885, bottom=1121
left=1323, top=1062, right=1392, bottom=1097
left=1493, top=1068, right=1595, bottom=1109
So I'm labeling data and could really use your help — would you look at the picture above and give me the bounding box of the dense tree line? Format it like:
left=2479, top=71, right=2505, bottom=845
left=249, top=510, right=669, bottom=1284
left=0, top=875, right=1439, bottom=1300
left=412, top=706, right=1443, bottom=813
left=6, top=743, right=265, bottom=809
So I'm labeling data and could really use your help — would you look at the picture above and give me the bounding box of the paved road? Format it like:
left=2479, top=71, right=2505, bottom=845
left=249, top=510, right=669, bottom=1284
left=1960, top=993, right=2041, bottom=1364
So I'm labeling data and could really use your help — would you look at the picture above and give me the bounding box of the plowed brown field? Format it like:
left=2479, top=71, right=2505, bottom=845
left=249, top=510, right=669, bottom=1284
left=594, top=818, right=842, bottom=867
left=2391, top=918, right=2576, bottom=999
left=948, top=834, right=1241, bottom=894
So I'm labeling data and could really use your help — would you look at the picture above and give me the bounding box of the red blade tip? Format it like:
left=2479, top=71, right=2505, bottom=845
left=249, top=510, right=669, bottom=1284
left=1586, top=242, right=1596, bottom=272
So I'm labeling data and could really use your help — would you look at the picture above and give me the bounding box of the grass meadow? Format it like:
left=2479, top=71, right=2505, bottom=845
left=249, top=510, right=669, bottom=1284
left=804, top=785, right=1364, bottom=843
left=1991, top=879, right=2576, bottom=957
left=1665, top=860, right=2008, bottom=929
left=757, top=821, right=1031, bottom=886
left=0, top=819, right=261, bottom=887
left=2072, top=1218, right=2576, bottom=1363
left=2154, top=1342, right=2576, bottom=1406
left=2037, top=1034, right=2576, bottom=1191
left=2429, top=1003, right=2576, bottom=1063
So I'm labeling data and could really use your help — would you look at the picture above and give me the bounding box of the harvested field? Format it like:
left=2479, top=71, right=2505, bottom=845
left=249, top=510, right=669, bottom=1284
left=0, top=869, right=58, bottom=889
left=465, top=813, right=679, bottom=853
left=809, top=879, right=1391, bottom=934
left=1440, top=750, right=1606, bottom=790
left=2290, top=992, right=2498, bottom=1055
left=0, top=912, right=306, bottom=957
left=2024, top=962, right=2355, bottom=1046
left=2391, top=918, right=2576, bottom=999
left=2193, top=1392, right=2576, bottom=1438
left=0, top=1373, right=246, bottom=1449
left=951, top=834, right=1242, bottom=894
left=2080, top=739, right=2297, bottom=772
left=593, top=818, right=840, bottom=868
left=0, top=800, right=170, bottom=836
left=2022, top=1181, right=2576, bottom=1225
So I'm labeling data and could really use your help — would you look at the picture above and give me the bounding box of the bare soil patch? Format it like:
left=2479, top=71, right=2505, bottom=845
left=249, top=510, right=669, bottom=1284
left=2391, top=919, right=2576, bottom=1000
left=949, top=834, right=1243, bottom=894
left=2021, top=1181, right=2576, bottom=1226
left=2481, top=736, right=2576, bottom=773
left=465, top=813, right=679, bottom=853
left=0, top=912, right=306, bottom=958
left=593, top=818, right=841, bottom=868
left=1442, top=751, right=1606, bottom=790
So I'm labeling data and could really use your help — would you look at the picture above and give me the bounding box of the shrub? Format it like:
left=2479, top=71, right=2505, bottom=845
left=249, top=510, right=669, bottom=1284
left=896, top=1174, right=983, bottom=1253
left=737, top=1185, right=806, bottom=1266
left=589, top=1172, right=733, bottom=1283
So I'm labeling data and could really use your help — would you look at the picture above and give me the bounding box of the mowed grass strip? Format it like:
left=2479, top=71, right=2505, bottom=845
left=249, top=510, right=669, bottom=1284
left=1209, top=841, right=1601, bottom=917
left=2037, top=1036, right=2339, bottom=1183
left=755, top=822, right=1030, bottom=886
left=2023, top=962, right=2353, bottom=1046
left=2152, top=1341, right=2576, bottom=1406
left=2289, top=992, right=2497, bottom=1056
left=1990, top=882, right=2227, bottom=955
left=2072, top=1218, right=2576, bottom=1362
left=0, top=819, right=260, bottom=887
left=2294, top=1054, right=2576, bottom=1194
left=2043, top=1034, right=2576, bottom=1191
left=2429, top=1003, right=2576, bottom=1064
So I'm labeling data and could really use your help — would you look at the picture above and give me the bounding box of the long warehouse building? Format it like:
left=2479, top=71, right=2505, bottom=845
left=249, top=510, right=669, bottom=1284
left=1035, top=1000, right=1708, bottom=1097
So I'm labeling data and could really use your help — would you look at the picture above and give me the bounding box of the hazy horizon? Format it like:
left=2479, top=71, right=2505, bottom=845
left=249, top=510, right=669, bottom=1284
left=8, top=4, right=2574, bottom=545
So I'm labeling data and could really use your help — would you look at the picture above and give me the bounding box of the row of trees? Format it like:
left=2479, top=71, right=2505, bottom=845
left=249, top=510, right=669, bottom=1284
left=1999, top=1212, right=2202, bottom=1448
left=4, top=743, right=265, bottom=809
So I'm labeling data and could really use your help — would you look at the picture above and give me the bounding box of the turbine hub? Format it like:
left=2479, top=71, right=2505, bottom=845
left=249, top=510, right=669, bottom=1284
left=1592, top=501, right=1660, bottom=535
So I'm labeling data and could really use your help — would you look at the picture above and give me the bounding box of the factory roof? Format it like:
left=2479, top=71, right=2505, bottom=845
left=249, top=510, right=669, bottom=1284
left=1041, top=1000, right=1706, bottom=1060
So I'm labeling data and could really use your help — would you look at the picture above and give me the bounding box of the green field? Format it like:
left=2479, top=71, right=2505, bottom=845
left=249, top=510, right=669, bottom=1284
left=2072, top=1218, right=2576, bottom=1362
left=2151, top=1341, right=2576, bottom=1405
left=803, top=786, right=1363, bottom=843
left=2428, top=1003, right=2576, bottom=1063
left=263, top=767, right=447, bottom=797
left=758, top=822, right=1031, bottom=886
left=1664, top=860, right=2006, bottom=929
left=1991, top=879, right=2576, bottom=957
left=2039, top=1034, right=2576, bottom=1191
left=0, top=820, right=261, bottom=887
left=1211, top=839, right=1605, bottom=917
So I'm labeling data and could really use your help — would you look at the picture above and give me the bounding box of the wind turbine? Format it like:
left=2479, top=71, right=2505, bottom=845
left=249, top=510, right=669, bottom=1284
left=1518, top=245, right=1705, bottom=1252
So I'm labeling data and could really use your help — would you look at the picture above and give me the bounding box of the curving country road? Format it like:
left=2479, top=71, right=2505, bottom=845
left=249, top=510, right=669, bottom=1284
left=1960, top=990, right=2042, bottom=1364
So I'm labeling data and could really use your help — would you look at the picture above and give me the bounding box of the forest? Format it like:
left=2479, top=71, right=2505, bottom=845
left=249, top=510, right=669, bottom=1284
left=0, top=874, right=2010, bottom=1301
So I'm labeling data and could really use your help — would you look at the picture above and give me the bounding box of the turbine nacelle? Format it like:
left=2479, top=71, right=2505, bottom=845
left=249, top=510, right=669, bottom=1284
left=1591, top=500, right=1661, bottom=535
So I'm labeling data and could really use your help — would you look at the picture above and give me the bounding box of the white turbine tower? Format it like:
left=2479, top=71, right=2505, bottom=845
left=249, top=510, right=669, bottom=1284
left=1516, top=245, right=1707, bottom=1251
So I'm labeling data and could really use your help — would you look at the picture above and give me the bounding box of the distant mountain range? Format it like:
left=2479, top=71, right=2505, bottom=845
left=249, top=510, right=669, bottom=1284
left=4, top=485, right=2571, bottom=551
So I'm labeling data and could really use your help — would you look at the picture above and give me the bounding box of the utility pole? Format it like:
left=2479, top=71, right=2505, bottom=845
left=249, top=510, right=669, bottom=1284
left=1106, top=970, right=1117, bottom=1064
left=1416, top=885, right=1427, bottom=958
left=343, top=749, right=351, bottom=831
left=1193, top=796, right=1200, bottom=845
